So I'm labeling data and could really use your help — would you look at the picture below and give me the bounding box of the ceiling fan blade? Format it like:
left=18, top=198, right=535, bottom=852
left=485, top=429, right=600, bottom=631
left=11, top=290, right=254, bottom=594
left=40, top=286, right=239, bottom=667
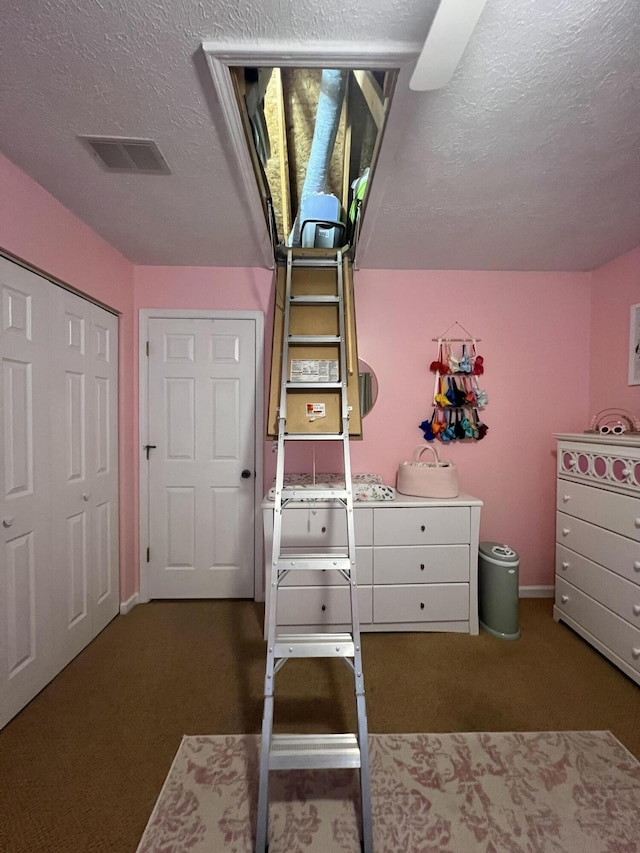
left=409, top=0, right=488, bottom=91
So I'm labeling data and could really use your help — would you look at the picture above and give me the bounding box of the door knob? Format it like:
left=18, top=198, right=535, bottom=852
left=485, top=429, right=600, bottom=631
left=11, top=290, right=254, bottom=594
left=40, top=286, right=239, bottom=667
left=241, top=469, right=252, bottom=479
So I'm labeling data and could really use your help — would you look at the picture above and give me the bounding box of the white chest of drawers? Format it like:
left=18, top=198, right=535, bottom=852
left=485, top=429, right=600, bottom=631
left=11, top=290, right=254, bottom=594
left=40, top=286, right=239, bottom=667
left=554, top=433, right=640, bottom=685
left=262, top=493, right=482, bottom=636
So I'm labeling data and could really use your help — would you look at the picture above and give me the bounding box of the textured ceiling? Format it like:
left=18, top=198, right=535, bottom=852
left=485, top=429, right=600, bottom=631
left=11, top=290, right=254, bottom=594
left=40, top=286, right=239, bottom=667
left=1, top=0, right=639, bottom=271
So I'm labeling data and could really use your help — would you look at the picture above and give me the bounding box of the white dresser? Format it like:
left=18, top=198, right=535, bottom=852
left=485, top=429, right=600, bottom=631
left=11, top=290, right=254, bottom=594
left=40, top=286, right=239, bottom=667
left=262, top=493, right=482, bottom=635
left=554, top=433, right=640, bottom=685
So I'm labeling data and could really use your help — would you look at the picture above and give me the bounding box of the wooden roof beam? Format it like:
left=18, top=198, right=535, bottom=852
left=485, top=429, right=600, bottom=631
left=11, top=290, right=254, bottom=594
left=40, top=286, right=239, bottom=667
left=352, top=70, right=385, bottom=131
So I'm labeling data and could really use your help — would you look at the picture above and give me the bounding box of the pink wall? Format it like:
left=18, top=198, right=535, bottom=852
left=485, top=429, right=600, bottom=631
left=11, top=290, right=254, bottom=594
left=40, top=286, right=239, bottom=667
left=135, top=265, right=591, bottom=589
left=589, top=246, right=640, bottom=419
left=0, top=153, right=137, bottom=601
left=351, top=270, right=590, bottom=588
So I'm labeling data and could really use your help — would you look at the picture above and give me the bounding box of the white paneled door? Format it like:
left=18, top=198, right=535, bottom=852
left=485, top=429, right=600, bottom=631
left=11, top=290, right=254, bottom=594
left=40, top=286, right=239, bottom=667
left=146, top=317, right=256, bottom=598
left=0, top=262, right=53, bottom=726
left=0, top=257, right=119, bottom=730
left=50, top=289, right=119, bottom=664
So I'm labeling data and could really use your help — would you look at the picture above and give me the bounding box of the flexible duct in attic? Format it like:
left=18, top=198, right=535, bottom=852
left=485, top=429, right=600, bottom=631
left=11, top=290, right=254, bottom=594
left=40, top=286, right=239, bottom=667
left=288, top=69, right=347, bottom=246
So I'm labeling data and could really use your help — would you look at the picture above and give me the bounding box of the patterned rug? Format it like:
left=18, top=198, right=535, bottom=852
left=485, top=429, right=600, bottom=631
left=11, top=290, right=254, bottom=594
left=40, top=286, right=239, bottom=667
left=137, top=732, right=640, bottom=852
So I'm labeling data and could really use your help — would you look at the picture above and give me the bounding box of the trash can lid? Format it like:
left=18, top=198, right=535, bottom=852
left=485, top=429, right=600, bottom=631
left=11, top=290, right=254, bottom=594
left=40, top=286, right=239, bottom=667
left=479, top=541, right=519, bottom=562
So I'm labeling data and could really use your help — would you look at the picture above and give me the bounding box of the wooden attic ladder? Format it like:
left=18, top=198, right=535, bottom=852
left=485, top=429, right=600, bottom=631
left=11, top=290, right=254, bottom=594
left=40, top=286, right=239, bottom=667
left=256, top=246, right=372, bottom=852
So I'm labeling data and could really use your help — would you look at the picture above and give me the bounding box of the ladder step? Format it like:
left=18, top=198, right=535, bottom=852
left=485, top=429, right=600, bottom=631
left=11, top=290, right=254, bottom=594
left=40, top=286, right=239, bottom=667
left=279, top=547, right=349, bottom=559
left=290, top=258, right=342, bottom=268
left=288, top=334, right=341, bottom=344
left=269, top=734, right=361, bottom=770
left=285, top=381, right=343, bottom=390
left=280, top=488, right=350, bottom=500
left=273, top=633, right=355, bottom=658
left=289, top=295, right=340, bottom=304
left=277, top=554, right=351, bottom=572
left=280, top=432, right=346, bottom=441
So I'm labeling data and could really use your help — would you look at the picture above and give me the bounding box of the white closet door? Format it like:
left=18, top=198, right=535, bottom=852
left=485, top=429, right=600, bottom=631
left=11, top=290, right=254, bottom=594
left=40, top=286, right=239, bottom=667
left=50, top=289, right=119, bottom=665
left=0, top=259, right=119, bottom=730
left=87, top=304, right=119, bottom=635
left=0, top=260, right=53, bottom=726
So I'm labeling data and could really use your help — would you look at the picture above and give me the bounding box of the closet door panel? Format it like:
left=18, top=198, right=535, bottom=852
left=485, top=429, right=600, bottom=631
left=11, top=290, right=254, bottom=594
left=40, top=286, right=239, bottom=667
left=50, top=288, right=94, bottom=664
left=50, top=294, right=120, bottom=657
left=0, top=260, right=52, bottom=728
left=89, top=305, right=119, bottom=633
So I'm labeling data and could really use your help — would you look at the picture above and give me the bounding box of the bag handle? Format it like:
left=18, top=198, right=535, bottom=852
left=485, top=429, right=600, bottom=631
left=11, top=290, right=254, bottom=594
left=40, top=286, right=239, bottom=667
left=412, top=444, right=441, bottom=465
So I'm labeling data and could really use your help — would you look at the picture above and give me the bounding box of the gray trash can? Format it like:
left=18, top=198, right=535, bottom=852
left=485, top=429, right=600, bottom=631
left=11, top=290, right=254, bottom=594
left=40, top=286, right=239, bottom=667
left=478, top=542, right=520, bottom=640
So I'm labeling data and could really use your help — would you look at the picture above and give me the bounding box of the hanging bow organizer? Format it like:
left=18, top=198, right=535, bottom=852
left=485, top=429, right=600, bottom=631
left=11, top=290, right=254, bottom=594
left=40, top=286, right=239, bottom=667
left=419, top=321, right=490, bottom=443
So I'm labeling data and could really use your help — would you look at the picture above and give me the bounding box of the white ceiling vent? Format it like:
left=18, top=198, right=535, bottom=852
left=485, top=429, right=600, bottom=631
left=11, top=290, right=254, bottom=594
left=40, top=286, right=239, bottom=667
left=79, top=137, right=171, bottom=174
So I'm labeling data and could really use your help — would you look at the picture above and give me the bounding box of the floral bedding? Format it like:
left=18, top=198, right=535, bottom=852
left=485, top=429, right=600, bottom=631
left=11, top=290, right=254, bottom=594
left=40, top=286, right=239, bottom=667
left=267, top=472, right=396, bottom=501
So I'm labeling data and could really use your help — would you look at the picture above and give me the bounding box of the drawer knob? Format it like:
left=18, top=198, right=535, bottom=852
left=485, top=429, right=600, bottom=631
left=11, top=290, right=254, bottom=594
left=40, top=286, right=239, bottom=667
left=321, top=604, right=326, bottom=612
left=561, top=594, right=569, bottom=604
left=562, top=494, right=570, bottom=503
left=567, top=458, right=576, bottom=468
left=635, top=562, right=640, bottom=572
left=420, top=525, right=425, bottom=532
left=321, top=526, right=326, bottom=533
left=2, top=517, right=14, bottom=528
left=622, top=467, right=632, bottom=477
left=633, top=605, right=640, bottom=617
left=420, top=602, right=425, bottom=609
left=420, top=563, right=425, bottom=571
left=632, top=648, right=640, bottom=660
left=561, top=561, right=569, bottom=570
left=562, top=528, right=570, bottom=537
left=635, top=519, right=640, bottom=529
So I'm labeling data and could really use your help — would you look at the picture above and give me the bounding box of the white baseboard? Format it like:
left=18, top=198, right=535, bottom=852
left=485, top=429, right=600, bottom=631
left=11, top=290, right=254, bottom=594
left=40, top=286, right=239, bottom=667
left=519, top=585, right=554, bottom=598
left=120, top=592, right=140, bottom=614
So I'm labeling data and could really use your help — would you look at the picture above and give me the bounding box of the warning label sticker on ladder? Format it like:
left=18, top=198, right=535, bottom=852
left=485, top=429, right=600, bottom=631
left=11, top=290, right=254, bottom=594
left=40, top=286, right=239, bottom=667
left=306, top=402, right=326, bottom=420
left=291, top=359, right=338, bottom=382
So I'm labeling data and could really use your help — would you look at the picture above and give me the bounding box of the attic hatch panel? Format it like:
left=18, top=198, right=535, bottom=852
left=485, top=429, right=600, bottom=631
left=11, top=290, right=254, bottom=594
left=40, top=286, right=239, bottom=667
left=231, top=66, right=397, bottom=256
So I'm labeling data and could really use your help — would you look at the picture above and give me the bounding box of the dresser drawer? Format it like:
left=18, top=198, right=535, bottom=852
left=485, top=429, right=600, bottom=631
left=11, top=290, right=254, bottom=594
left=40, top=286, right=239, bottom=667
left=557, top=479, right=640, bottom=541
left=276, top=506, right=373, bottom=547
left=374, top=545, right=469, bottom=584
left=556, top=545, right=640, bottom=626
left=277, top=547, right=372, bottom=586
left=373, top=507, right=470, bottom=545
left=556, top=513, right=640, bottom=581
left=277, top=585, right=372, bottom=627
left=373, top=583, right=469, bottom=623
left=555, top=577, right=640, bottom=676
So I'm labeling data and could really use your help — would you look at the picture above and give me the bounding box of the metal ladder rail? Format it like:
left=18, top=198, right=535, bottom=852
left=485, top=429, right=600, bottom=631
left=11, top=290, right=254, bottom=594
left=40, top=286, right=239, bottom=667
left=335, top=251, right=373, bottom=853
left=255, top=248, right=373, bottom=853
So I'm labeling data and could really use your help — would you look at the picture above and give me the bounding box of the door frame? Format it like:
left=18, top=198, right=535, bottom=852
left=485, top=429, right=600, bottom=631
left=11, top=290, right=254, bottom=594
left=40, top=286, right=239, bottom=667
left=138, top=309, right=264, bottom=603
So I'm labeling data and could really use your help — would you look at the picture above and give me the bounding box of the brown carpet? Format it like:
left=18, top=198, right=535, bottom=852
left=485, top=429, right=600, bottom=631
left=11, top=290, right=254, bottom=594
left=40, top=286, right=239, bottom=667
left=0, top=599, right=639, bottom=852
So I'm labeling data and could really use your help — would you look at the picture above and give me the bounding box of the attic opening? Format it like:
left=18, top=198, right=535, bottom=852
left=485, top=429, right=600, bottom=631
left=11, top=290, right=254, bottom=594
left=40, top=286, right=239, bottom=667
left=228, top=65, right=397, bottom=263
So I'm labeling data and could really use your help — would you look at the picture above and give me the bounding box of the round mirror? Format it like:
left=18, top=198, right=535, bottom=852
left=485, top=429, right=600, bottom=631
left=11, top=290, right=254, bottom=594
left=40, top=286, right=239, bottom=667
left=358, top=359, right=378, bottom=417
